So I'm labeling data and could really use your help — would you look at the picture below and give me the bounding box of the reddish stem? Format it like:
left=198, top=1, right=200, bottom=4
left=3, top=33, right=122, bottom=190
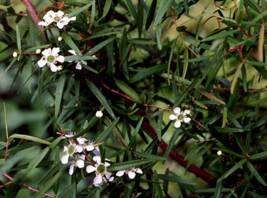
left=142, top=122, right=215, bottom=183
left=212, top=86, right=267, bottom=91
left=1, top=173, right=57, bottom=198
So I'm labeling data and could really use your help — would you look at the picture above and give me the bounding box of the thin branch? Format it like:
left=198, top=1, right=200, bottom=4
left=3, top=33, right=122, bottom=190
left=142, top=122, right=215, bottom=183
left=0, top=10, right=27, bottom=16
left=212, top=85, right=267, bottom=91
left=21, top=0, right=43, bottom=30
left=1, top=173, right=57, bottom=198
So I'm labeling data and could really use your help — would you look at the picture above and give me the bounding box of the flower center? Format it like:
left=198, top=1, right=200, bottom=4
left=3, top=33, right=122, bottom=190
left=97, top=164, right=106, bottom=174
left=54, top=16, right=61, bottom=22
left=47, top=55, right=56, bottom=63
left=67, top=145, right=75, bottom=155
left=177, top=114, right=184, bottom=120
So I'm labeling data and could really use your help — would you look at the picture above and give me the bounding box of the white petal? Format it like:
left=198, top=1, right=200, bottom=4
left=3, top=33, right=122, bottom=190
left=70, top=16, right=76, bottom=21
left=93, top=147, right=100, bottom=156
left=93, top=174, right=103, bottom=187
left=79, top=155, right=85, bottom=160
left=128, top=171, right=136, bottom=179
left=116, top=170, right=125, bottom=177
left=93, top=156, right=101, bottom=164
left=86, top=165, right=96, bottom=173
left=42, top=48, right=51, bottom=56
left=109, top=177, right=114, bottom=182
left=169, top=114, right=177, bottom=120
left=135, top=168, right=143, bottom=174
left=105, top=171, right=112, bottom=179
left=63, top=146, right=68, bottom=152
left=76, top=159, right=84, bottom=168
left=183, top=117, right=191, bottom=123
left=68, top=50, right=76, bottom=55
left=61, top=154, right=69, bottom=164
left=104, top=162, right=110, bottom=167
left=38, top=21, right=49, bottom=26
left=174, top=120, right=181, bottom=128
left=61, top=17, right=70, bottom=24
left=57, top=22, right=64, bottom=29
left=56, top=55, right=65, bottom=63
left=77, top=137, right=87, bottom=145
left=81, top=60, right=87, bottom=65
left=184, top=110, right=190, bottom=115
left=37, top=58, right=47, bottom=67
left=86, top=145, right=94, bottom=151
left=69, top=164, right=74, bottom=175
left=52, top=47, right=60, bottom=56
left=75, top=62, right=82, bottom=70
left=50, top=64, right=58, bottom=72
left=57, top=10, right=64, bottom=17
left=173, top=107, right=181, bottom=114
left=75, top=145, right=83, bottom=153
left=46, top=10, right=55, bottom=18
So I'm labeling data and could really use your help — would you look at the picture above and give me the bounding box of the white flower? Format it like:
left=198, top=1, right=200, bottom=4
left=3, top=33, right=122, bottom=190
left=36, top=49, right=41, bottom=54
left=169, top=107, right=191, bottom=128
left=217, top=150, right=222, bottom=156
left=38, top=10, right=76, bottom=29
left=86, top=156, right=112, bottom=187
left=116, top=167, right=143, bottom=179
left=13, top=52, right=18, bottom=58
left=61, top=141, right=84, bottom=164
left=37, top=47, right=65, bottom=72
left=58, top=36, right=63, bottom=41
left=69, top=154, right=85, bottom=175
left=63, top=131, right=76, bottom=139
left=68, top=50, right=87, bottom=70
left=95, top=111, right=103, bottom=118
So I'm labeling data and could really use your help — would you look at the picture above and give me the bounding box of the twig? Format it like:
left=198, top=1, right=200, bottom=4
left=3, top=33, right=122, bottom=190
left=0, top=10, right=27, bottom=16
left=141, top=122, right=215, bottom=183
left=21, top=0, right=43, bottom=30
left=1, top=173, right=57, bottom=198
left=212, top=0, right=221, bottom=29
left=212, top=86, right=267, bottom=91
left=170, top=8, right=199, bottom=58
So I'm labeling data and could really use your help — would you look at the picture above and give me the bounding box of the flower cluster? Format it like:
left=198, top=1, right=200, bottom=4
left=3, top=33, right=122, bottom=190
left=60, top=130, right=143, bottom=187
left=38, top=10, right=76, bottom=29
left=169, top=107, right=191, bottom=128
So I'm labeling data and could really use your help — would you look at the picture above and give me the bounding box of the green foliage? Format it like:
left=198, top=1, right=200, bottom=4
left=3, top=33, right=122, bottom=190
left=1, top=0, right=267, bottom=197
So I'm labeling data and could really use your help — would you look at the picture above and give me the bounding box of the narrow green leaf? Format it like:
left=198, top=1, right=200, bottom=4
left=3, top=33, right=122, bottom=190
left=133, top=117, right=144, bottom=136
left=87, top=80, right=116, bottom=119
left=137, top=1, right=143, bottom=37
left=250, top=151, right=267, bottom=160
left=154, top=0, right=175, bottom=26
left=235, top=171, right=255, bottom=192
left=247, top=161, right=267, bottom=186
left=55, top=73, right=66, bottom=118
left=38, top=161, right=64, bottom=186
left=213, top=127, right=243, bottom=133
left=145, top=0, right=157, bottom=30
left=231, top=64, right=243, bottom=95
left=120, top=29, right=129, bottom=79
left=91, top=0, right=96, bottom=25
left=114, top=78, right=143, bottom=104
left=217, top=159, right=247, bottom=183
left=1, top=58, right=17, bottom=79
left=85, top=37, right=116, bottom=56
left=64, top=55, right=97, bottom=62
left=24, top=45, right=50, bottom=53
left=109, top=159, right=155, bottom=171
left=26, top=9, right=36, bottom=47
left=133, top=151, right=166, bottom=160
left=9, top=134, right=51, bottom=145
left=222, top=107, right=227, bottom=128
left=33, top=172, right=62, bottom=198
left=156, top=24, right=162, bottom=50
left=125, top=0, right=138, bottom=22
left=157, top=174, right=196, bottom=185
left=214, top=180, right=222, bottom=198
left=16, top=25, right=21, bottom=52
left=194, top=100, right=208, bottom=109
left=163, top=128, right=180, bottom=160
left=128, top=65, right=167, bottom=84
left=182, top=48, right=189, bottom=80
left=167, top=38, right=177, bottom=84
left=26, top=147, right=50, bottom=176
left=61, top=33, right=81, bottom=54
left=67, top=3, right=93, bottom=17
left=156, top=111, right=163, bottom=140
left=58, top=183, right=76, bottom=198
left=71, top=116, right=98, bottom=140
left=95, top=117, right=120, bottom=143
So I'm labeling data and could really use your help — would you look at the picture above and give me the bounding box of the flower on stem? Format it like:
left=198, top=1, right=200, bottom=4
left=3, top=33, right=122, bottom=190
left=68, top=50, right=87, bottom=70
left=38, top=10, right=76, bottom=29
left=69, top=154, right=85, bottom=175
left=13, top=52, right=18, bottom=58
left=37, top=47, right=64, bottom=72
left=116, top=167, right=143, bottom=179
left=77, top=136, right=87, bottom=145
left=86, top=156, right=113, bottom=187
left=36, top=49, right=41, bottom=54
left=169, top=107, right=191, bottom=128
left=95, top=110, right=103, bottom=118
left=61, top=141, right=83, bottom=164
left=58, top=36, right=63, bottom=41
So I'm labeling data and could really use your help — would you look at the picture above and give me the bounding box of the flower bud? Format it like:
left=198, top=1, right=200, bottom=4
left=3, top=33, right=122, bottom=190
left=57, top=65, right=63, bottom=71
left=36, top=49, right=41, bottom=54
left=13, top=52, right=18, bottom=58
left=96, top=110, right=103, bottom=118
left=217, top=150, right=222, bottom=156
left=58, top=36, right=63, bottom=41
